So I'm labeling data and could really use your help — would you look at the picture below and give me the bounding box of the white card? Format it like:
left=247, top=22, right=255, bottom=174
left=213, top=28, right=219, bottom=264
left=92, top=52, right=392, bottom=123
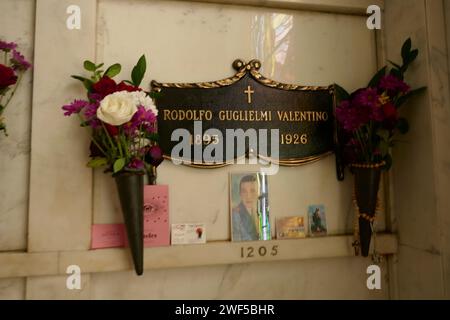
left=171, top=223, right=206, bottom=245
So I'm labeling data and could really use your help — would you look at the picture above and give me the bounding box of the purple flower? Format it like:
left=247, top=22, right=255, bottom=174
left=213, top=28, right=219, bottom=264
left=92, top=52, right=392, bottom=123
left=0, top=40, right=17, bottom=51
left=127, top=158, right=145, bottom=170
left=62, top=99, right=89, bottom=116
left=88, top=119, right=101, bottom=129
left=124, top=106, right=157, bottom=136
left=83, top=101, right=100, bottom=118
left=353, top=88, right=380, bottom=108
left=379, top=74, right=410, bottom=94
left=336, top=99, right=371, bottom=132
left=145, top=145, right=164, bottom=167
left=10, top=50, right=32, bottom=70
left=88, top=92, right=103, bottom=102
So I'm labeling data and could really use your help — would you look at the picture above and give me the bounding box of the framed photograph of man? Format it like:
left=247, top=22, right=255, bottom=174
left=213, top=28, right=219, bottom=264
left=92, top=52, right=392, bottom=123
left=230, top=172, right=271, bottom=242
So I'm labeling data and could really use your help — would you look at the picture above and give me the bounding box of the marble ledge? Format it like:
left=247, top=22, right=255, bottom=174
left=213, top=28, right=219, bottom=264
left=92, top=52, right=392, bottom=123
left=0, top=233, right=397, bottom=279
left=172, top=0, right=384, bottom=15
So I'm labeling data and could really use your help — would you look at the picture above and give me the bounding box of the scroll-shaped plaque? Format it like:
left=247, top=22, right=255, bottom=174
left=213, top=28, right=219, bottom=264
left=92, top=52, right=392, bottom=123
left=151, top=59, right=341, bottom=177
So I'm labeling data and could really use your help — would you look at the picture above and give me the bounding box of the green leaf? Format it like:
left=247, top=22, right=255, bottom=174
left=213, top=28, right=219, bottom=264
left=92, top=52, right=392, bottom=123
left=147, top=132, right=159, bottom=142
left=397, top=117, right=409, bottom=134
left=131, top=55, right=146, bottom=87
left=113, top=158, right=126, bottom=173
left=71, top=75, right=94, bottom=91
left=390, top=68, right=404, bottom=80
left=96, top=63, right=104, bottom=69
left=408, top=49, right=418, bottom=64
left=387, top=60, right=402, bottom=69
left=401, top=38, right=412, bottom=63
left=396, top=86, right=427, bottom=106
left=333, top=83, right=350, bottom=103
left=104, top=63, right=121, bottom=78
left=148, top=91, right=162, bottom=99
left=83, top=60, right=96, bottom=71
left=87, top=157, right=108, bottom=168
left=368, top=66, right=387, bottom=88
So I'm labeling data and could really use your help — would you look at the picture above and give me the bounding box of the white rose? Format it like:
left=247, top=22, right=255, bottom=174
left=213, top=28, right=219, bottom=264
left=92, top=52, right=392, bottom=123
left=97, top=91, right=138, bottom=126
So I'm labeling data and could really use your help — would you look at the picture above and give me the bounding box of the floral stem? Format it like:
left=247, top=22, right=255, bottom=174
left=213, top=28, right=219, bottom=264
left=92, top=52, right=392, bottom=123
left=2, top=72, right=22, bottom=108
left=101, top=122, right=117, bottom=158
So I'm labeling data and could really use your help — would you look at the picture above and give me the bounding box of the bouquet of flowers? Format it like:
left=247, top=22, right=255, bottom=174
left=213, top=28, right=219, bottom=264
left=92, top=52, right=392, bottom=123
left=335, top=38, right=425, bottom=257
left=0, top=39, right=32, bottom=136
left=62, top=55, right=163, bottom=275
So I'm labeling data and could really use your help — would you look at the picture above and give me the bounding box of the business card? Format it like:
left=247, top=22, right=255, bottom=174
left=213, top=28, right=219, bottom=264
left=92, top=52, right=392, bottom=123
left=171, top=223, right=206, bottom=245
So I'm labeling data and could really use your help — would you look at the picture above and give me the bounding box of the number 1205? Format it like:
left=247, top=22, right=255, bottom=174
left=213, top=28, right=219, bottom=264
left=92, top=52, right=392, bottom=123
left=240, top=245, right=278, bottom=258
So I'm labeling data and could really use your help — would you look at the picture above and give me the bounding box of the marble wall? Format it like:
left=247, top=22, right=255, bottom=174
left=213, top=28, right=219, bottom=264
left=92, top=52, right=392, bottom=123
left=7, top=0, right=450, bottom=300
left=0, top=0, right=35, bottom=252
left=385, top=0, right=450, bottom=299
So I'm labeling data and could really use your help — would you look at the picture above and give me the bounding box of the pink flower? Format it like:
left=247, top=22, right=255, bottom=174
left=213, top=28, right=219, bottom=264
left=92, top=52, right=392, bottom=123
left=11, top=50, right=32, bottom=70
left=62, top=99, right=89, bottom=116
left=0, top=40, right=17, bottom=52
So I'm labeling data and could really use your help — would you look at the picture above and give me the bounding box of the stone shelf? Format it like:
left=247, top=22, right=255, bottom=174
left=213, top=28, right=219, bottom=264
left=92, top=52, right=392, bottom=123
left=0, top=233, right=397, bottom=278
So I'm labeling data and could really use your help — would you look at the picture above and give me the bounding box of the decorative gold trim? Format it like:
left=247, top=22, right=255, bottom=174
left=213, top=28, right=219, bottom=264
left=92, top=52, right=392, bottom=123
left=151, top=59, right=333, bottom=92
left=163, top=151, right=332, bottom=168
left=153, top=59, right=336, bottom=169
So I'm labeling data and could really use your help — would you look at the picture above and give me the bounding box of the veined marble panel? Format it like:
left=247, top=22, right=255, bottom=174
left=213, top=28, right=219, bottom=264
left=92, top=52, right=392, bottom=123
left=0, top=0, right=35, bottom=251
left=89, top=257, right=388, bottom=299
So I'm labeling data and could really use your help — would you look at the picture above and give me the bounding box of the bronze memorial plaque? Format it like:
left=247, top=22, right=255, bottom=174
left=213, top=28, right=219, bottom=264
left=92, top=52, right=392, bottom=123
left=151, top=59, right=342, bottom=179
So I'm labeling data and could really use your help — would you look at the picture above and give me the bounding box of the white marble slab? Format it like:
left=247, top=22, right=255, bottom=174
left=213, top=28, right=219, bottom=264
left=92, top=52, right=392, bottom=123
left=28, top=0, right=96, bottom=252
left=0, top=0, right=35, bottom=251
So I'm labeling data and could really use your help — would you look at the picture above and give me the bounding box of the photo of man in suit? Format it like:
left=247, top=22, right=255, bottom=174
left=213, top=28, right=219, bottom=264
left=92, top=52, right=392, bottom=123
left=231, top=174, right=259, bottom=241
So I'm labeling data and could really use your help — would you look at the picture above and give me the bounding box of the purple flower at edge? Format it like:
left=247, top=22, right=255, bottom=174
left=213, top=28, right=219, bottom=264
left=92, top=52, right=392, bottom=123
left=127, top=158, right=145, bottom=170
left=379, top=74, right=410, bottom=94
left=353, top=88, right=380, bottom=108
left=0, top=40, right=17, bottom=51
left=11, top=50, right=32, bottom=71
left=145, top=145, right=164, bottom=167
left=84, top=101, right=100, bottom=118
left=62, top=99, right=89, bottom=116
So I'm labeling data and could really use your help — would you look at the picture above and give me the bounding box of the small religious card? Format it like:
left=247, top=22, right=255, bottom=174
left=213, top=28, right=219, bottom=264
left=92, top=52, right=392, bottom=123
left=230, top=172, right=271, bottom=242
left=171, top=223, right=206, bottom=245
left=307, top=205, right=327, bottom=236
left=276, top=216, right=306, bottom=239
left=143, top=185, right=170, bottom=247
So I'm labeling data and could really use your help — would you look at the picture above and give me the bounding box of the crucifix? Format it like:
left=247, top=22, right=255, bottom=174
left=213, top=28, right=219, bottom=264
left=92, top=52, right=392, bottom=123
left=244, top=85, right=254, bottom=104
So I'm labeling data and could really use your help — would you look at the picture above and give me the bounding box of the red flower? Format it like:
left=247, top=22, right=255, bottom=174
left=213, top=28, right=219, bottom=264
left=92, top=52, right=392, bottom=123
left=117, top=81, right=141, bottom=92
left=105, top=123, right=119, bottom=136
left=92, top=76, right=117, bottom=98
left=382, top=102, right=398, bottom=120
left=0, top=64, right=17, bottom=89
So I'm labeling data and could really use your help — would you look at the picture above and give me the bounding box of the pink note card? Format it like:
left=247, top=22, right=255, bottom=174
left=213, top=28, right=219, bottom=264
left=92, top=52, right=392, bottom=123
left=91, top=224, right=126, bottom=249
left=143, top=184, right=170, bottom=247
left=91, top=185, right=170, bottom=249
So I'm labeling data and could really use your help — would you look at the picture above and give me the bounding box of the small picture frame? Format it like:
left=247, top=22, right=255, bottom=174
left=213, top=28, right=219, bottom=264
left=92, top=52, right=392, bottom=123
left=230, top=172, right=271, bottom=242
left=308, top=205, right=327, bottom=236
